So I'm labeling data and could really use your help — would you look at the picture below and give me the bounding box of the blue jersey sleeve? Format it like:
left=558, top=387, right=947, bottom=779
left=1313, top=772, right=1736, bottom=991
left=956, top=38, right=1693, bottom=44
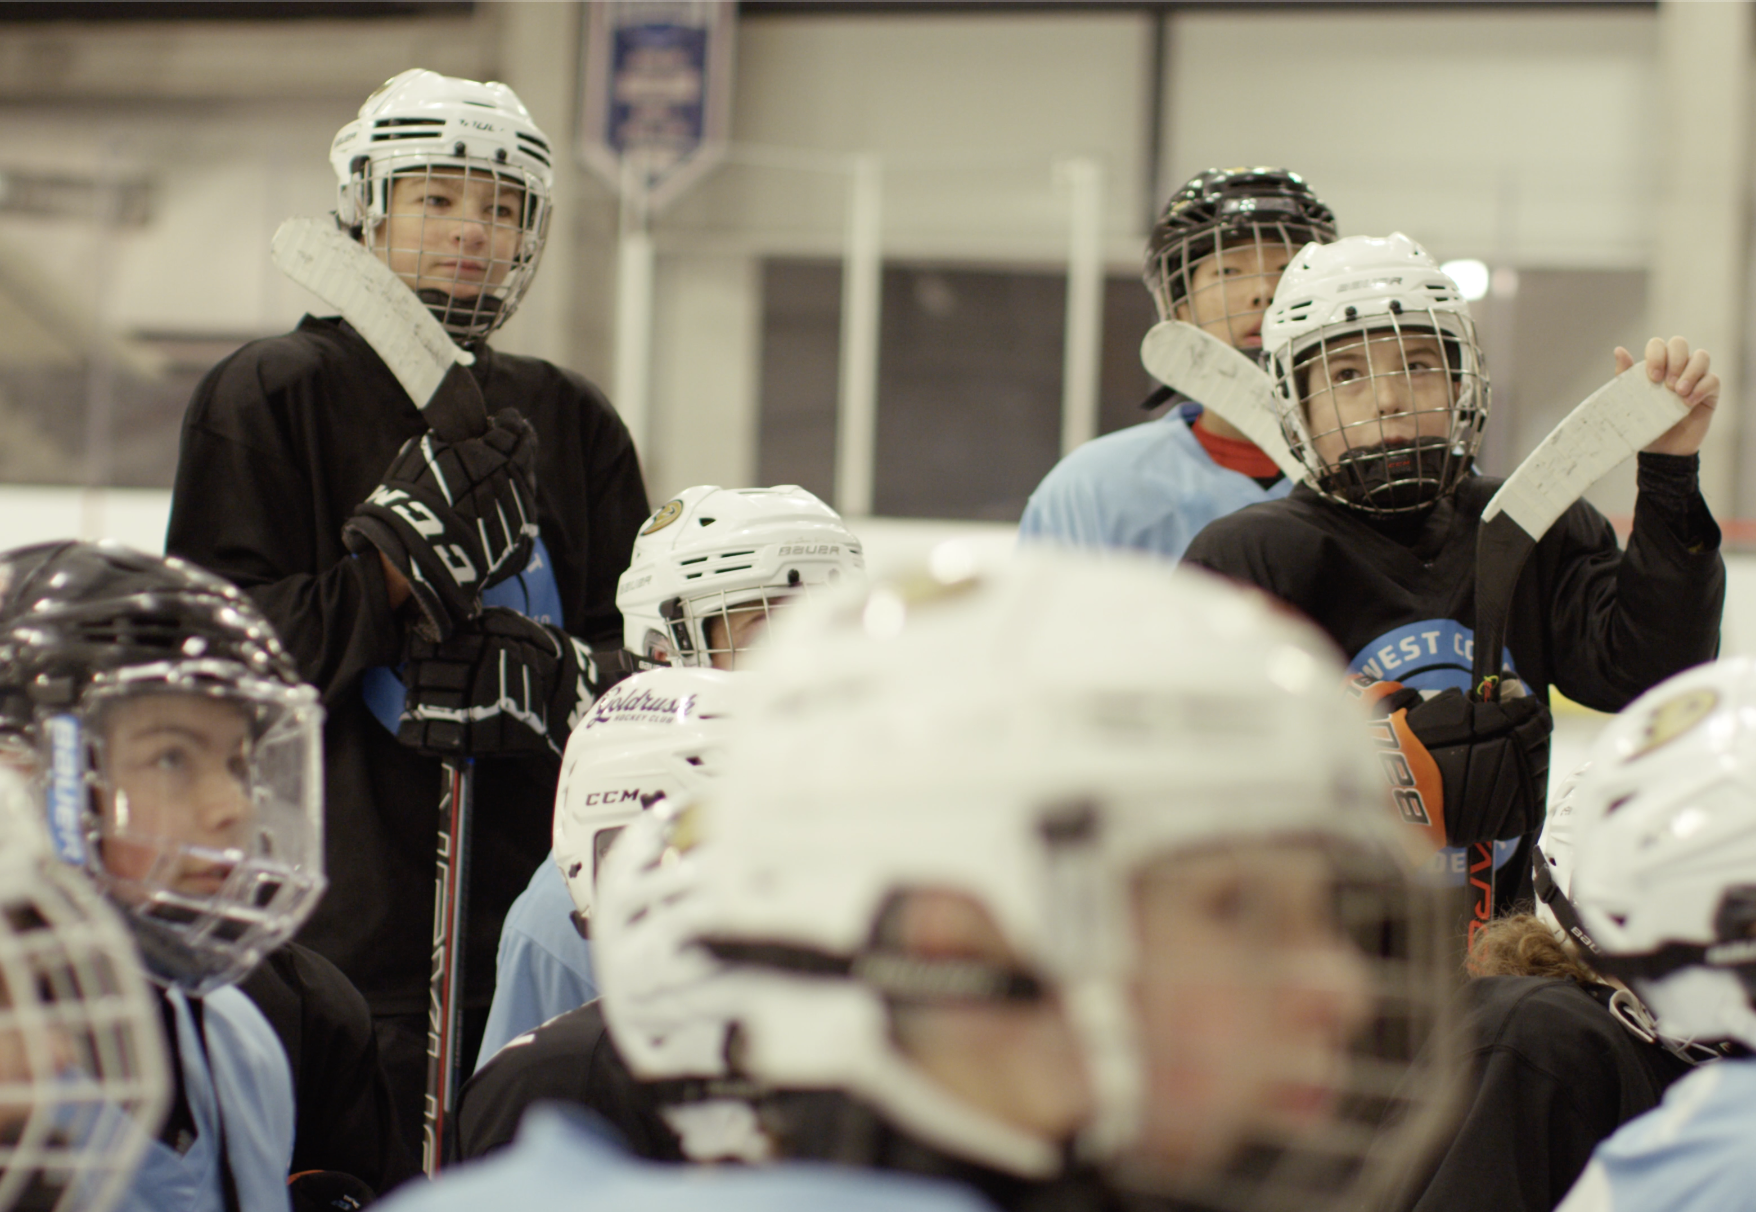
left=1017, top=416, right=1289, bottom=562
left=475, top=858, right=597, bottom=1072
left=1558, top=1062, right=1756, bottom=1212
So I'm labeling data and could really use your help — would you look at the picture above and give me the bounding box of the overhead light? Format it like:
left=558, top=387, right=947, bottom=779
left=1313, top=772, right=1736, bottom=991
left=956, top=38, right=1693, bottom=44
left=1440, top=259, right=1491, bottom=302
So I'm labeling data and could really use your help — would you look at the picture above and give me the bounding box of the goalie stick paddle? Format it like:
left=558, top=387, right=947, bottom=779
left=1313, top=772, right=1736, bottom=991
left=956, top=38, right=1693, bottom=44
left=1139, top=320, right=1308, bottom=485
left=271, top=215, right=482, bottom=1175
left=1465, top=365, right=1687, bottom=950
left=271, top=217, right=490, bottom=445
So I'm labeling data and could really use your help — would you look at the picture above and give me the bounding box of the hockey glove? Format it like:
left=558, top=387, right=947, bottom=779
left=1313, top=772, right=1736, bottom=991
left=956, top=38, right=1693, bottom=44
left=343, top=408, right=540, bottom=642
left=397, top=607, right=640, bottom=759
left=1350, top=675, right=1553, bottom=850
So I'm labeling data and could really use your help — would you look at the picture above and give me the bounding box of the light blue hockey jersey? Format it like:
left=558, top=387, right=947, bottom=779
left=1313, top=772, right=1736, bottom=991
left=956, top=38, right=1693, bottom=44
left=1017, top=409, right=1291, bottom=561
left=376, top=1105, right=997, bottom=1212
left=1558, top=1058, right=1755, bottom=1212
left=474, top=855, right=596, bottom=1073
left=118, top=985, right=295, bottom=1212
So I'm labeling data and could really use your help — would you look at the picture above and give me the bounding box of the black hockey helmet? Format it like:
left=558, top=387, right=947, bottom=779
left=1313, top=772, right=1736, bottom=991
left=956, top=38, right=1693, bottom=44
left=0, top=541, right=299, bottom=724
left=0, top=541, right=326, bottom=994
left=1144, top=168, right=1337, bottom=319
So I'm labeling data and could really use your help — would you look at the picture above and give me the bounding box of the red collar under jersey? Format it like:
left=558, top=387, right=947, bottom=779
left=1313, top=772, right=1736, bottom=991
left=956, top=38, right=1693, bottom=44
left=1191, top=414, right=1282, bottom=479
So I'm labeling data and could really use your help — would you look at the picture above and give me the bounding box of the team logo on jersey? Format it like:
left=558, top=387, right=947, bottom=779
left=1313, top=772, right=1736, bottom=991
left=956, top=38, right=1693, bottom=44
left=1349, top=618, right=1515, bottom=693
left=1350, top=619, right=1520, bottom=887
left=1624, top=688, right=1718, bottom=762
left=641, top=499, right=685, bottom=535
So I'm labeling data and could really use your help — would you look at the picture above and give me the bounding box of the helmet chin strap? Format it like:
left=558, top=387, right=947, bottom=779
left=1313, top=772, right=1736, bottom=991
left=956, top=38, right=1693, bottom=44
left=1322, top=439, right=1457, bottom=514
left=415, top=288, right=504, bottom=345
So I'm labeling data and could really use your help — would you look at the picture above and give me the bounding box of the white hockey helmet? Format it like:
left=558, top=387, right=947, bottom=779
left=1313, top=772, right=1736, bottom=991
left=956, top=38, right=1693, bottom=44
left=616, top=486, right=865, bottom=669
left=1262, top=233, right=1488, bottom=514
left=330, top=68, right=555, bottom=341
left=1569, top=657, right=1756, bottom=1051
left=594, top=801, right=769, bottom=1163
left=693, top=551, right=1454, bottom=1207
left=1532, top=762, right=1600, bottom=957
left=551, top=666, right=734, bottom=937
left=0, top=765, right=170, bottom=1212
left=0, top=542, right=327, bottom=997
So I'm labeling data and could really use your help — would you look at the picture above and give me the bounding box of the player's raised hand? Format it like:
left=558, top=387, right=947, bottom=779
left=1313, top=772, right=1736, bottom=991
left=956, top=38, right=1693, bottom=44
left=1615, top=336, right=1717, bottom=456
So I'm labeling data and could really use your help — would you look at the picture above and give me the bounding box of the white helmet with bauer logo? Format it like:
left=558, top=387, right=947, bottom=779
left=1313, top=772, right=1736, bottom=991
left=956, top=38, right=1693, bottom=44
left=616, top=486, right=865, bottom=669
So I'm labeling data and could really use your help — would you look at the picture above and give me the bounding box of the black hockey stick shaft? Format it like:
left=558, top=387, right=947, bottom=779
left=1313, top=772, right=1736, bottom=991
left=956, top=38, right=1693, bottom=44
left=423, top=757, right=473, bottom=1175
left=1466, top=368, right=1689, bottom=945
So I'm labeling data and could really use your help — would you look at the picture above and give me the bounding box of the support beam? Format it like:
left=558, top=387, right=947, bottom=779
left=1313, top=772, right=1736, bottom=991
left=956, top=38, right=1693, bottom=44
left=835, top=153, right=883, bottom=518
left=1059, top=157, right=1105, bottom=456
left=1650, top=0, right=1750, bottom=518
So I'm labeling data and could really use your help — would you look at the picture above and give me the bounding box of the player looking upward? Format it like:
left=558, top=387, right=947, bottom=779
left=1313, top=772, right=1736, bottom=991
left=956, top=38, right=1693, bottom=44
left=1019, top=168, right=1335, bottom=558
left=1184, top=233, right=1723, bottom=919
left=164, top=68, right=651, bottom=1155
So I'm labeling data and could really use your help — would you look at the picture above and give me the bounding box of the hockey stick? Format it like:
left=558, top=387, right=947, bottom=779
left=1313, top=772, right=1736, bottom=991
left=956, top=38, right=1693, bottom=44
left=271, top=217, right=489, bottom=445
left=1464, top=365, right=1687, bottom=946
left=1471, top=366, right=1689, bottom=701
left=1139, top=320, right=1308, bottom=484
left=272, top=215, right=484, bottom=1175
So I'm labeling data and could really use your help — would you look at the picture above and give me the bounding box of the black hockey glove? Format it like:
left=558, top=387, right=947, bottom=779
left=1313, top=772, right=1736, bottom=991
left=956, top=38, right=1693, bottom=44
left=343, top=408, right=539, bottom=643
left=1351, top=676, right=1552, bottom=850
left=397, top=608, right=642, bottom=759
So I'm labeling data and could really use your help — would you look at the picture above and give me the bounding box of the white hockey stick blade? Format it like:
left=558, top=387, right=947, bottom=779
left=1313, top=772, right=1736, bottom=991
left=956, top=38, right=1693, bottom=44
left=271, top=217, right=473, bottom=410
left=1481, top=366, right=1690, bottom=541
left=1139, top=320, right=1307, bottom=485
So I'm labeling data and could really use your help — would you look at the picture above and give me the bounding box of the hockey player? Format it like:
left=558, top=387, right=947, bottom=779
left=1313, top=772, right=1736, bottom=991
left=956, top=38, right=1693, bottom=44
left=464, top=664, right=732, bottom=1110
left=617, top=484, right=867, bottom=670
left=378, top=551, right=1458, bottom=1212
left=1549, top=658, right=1756, bottom=1211
left=0, top=763, right=169, bottom=1212
left=1184, top=233, right=1724, bottom=917
left=459, top=784, right=759, bottom=1165
left=1399, top=764, right=1711, bottom=1211
left=164, top=67, right=651, bottom=1148
left=472, top=485, right=864, bottom=1067
left=1018, top=168, right=1336, bottom=558
left=0, top=542, right=331, bottom=1212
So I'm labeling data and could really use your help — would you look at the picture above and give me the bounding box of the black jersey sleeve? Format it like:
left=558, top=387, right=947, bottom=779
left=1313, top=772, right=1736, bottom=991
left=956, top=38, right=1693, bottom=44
left=453, top=1000, right=682, bottom=1163
left=165, top=338, right=406, bottom=702
left=1401, top=976, right=1692, bottom=1212
left=563, top=376, right=647, bottom=647
left=239, top=943, right=419, bottom=1196
left=1527, top=453, right=1723, bottom=712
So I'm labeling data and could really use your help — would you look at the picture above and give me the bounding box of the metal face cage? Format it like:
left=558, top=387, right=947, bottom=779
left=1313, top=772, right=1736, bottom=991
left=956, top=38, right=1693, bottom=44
left=660, top=587, right=799, bottom=671
left=349, top=154, right=552, bottom=343
left=1146, top=224, right=1308, bottom=356
left=1278, top=311, right=1489, bottom=514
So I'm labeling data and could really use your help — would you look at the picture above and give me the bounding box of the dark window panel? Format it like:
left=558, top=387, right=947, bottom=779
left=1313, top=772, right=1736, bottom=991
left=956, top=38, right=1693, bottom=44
left=873, top=264, right=1064, bottom=521
left=756, top=258, right=841, bottom=502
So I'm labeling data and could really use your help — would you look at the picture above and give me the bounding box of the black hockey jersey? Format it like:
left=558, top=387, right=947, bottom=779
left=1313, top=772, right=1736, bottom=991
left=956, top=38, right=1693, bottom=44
left=1401, top=976, right=1695, bottom=1212
left=455, top=999, right=681, bottom=1163
left=1183, top=454, right=1723, bottom=901
left=166, top=316, right=650, bottom=1013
